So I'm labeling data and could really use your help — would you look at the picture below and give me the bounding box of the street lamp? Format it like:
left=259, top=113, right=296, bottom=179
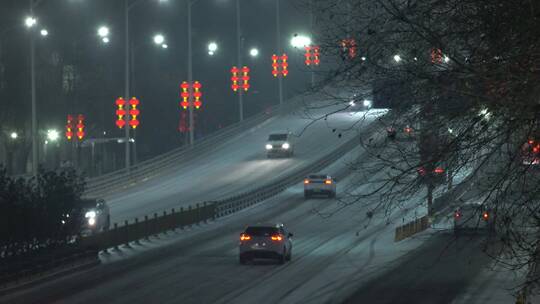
left=208, top=41, right=218, bottom=55
left=40, top=29, right=48, bottom=37
left=161, top=43, right=168, bottom=49
left=393, top=54, right=402, bottom=62
left=47, top=129, right=60, bottom=142
left=25, top=16, right=37, bottom=28
left=249, top=48, right=259, bottom=57
left=153, top=34, right=165, bottom=45
left=290, top=34, right=311, bottom=48
left=10, top=132, right=18, bottom=140
left=102, top=37, right=110, bottom=44
left=98, top=26, right=110, bottom=38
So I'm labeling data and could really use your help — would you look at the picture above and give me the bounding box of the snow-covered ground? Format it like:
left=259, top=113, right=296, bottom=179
left=106, top=103, right=386, bottom=224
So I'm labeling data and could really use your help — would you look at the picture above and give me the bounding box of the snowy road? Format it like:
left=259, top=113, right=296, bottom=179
left=1, top=134, right=518, bottom=304
left=106, top=106, right=385, bottom=224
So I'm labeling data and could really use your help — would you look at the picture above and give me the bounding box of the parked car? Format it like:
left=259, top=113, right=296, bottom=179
left=304, top=174, right=337, bottom=198
left=265, top=132, right=295, bottom=158
left=239, top=223, right=293, bottom=264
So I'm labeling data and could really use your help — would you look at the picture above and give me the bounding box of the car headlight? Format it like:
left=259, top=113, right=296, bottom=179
left=88, top=217, right=96, bottom=226
left=349, top=100, right=356, bottom=107
left=282, top=142, right=290, bottom=149
left=85, top=211, right=96, bottom=219
left=265, top=144, right=272, bottom=150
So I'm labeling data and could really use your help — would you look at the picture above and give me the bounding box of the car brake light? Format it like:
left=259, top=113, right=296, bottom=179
left=482, top=212, right=489, bottom=220
left=454, top=211, right=461, bottom=219
left=325, top=179, right=332, bottom=185
left=271, top=234, right=283, bottom=241
left=304, top=179, right=310, bottom=184
left=240, top=233, right=251, bottom=241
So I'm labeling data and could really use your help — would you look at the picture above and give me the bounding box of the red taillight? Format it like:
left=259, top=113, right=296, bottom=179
left=271, top=234, right=283, bottom=241
left=454, top=211, right=461, bottom=219
left=240, top=233, right=251, bottom=241
left=404, top=127, right=412, bottom=133
left=434, top=167, right=445, bottom=174
left=324, top=179, right=332, bottom=185
left=482, top=212, right=489, bottom=220
left=304, top=179, right=310, bottom=184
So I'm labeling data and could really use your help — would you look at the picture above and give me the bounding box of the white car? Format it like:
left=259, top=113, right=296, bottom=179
left=239, top=223, right=293, bottom=264
left=265, top=132, right=294, bottom=158
left=304, top=174, right=337, bottom=198
left=453, top=202, right=493, bottom=234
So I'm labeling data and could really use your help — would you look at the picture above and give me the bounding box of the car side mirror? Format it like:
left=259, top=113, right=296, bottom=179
left=288, top=233, right=293, bottom=238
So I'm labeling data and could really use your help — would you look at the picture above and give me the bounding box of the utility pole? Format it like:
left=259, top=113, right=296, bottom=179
left=124, top=0, right=131, bottom=172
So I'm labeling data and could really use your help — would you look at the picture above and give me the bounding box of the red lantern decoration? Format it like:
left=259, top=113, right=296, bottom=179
left=231, top=66, right=240, bottom=92
left=340, top=39, right=357, bottom=59
left=431, top=48, right=443, bottom=64
left=116, top=97, right=126, bottom=129
left=76, top=114, right=85, bottom=140
left=129, top=97, right=140, bottom=129
left=241, top=66, right=250, bottom=91
left=281, top=54, right=288, bottom=77
left=313, top=46, right=320, bottom=65
left=305, top=46, right=320, bottom=66
left=193, top=81, right=202, bottom=109
left=180, top=81, right=190, bottom=110
left=271, top=54, right=280, bottom=77
left=305, top=46, right=312, bottom=66
left=65, top=114, right=74, bottom=140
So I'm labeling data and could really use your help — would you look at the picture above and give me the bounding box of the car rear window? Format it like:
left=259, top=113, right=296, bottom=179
left=308, top=175, right=327, bottom=179
left=268, top=134, right=288, bottom=141
left=245, top=227, right=279, bottom=236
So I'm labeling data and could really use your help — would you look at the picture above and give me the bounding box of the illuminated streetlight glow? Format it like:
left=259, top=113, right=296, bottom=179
left=290, top=35, right=311, bottom=48
left=393, top=54, right=402, bottom=62
left=444, top=55, right=450, bottom=63
left=162, top=43, right=168, bottom=49
left=153, top=34, right=165, bottom=45
left=98, top=26, right=110, bottom=38
left=208, top=42, right=218, bottom=52
left=10, top=132, right=18, bottom=140
left=102, top=37, right=110, bottom=44
left=40, top=29, right=48, bottom=36
left=249, top=48, right=259, bottom=57
left=25, top=16, right=37, bottom=28
left=47, top=129, right=60, bottom=142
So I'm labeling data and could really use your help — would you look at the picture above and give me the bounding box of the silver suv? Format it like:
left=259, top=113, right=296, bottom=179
left=239, top=223, right=293, bottom=264
left=265, top=132, right=294, bottom=158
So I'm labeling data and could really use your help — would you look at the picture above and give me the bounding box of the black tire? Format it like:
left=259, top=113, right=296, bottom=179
left=304, top=191, right=310, bottom=199
left=278, top=250, right=286, bottom=264
left=239, top=255, right=247, bottom=265
left=286, top=250, right=292, bottom=261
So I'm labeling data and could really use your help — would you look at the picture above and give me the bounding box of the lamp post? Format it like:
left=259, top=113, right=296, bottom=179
left=276, top=0, right=283, bottom=105
left=236, top=0, right=244, bottom=122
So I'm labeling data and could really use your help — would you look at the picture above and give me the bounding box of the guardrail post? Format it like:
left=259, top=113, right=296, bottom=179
left=124, top=220, right=131, bottom=247
left=153, top=213, right=158, bottom=237
left=171, top=208, right=176, bottom=230
left=188, top=205, right=193, bottom=227
left=144, top=215, right=149, bottom=240
left=162, top=211, right=168, bottom=234
left=194, top=203, right=200, bottom=224
left=180, top=207, right=184, bottom=229
left=134, top=218, right=141, bottom=245
left=113, top=223, right=119, bottom=251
